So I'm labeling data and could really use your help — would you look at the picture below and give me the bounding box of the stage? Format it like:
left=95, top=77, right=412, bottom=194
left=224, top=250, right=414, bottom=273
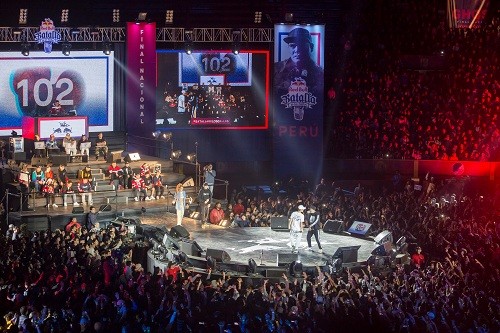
left=138, top=212, right=378, bottom=275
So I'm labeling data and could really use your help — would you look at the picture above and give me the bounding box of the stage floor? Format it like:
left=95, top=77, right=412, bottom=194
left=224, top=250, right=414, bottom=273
left=140, top=212, right=377, bottom=267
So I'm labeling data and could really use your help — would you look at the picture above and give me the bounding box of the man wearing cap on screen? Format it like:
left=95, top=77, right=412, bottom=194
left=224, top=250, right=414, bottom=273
left=274, top=27, right=324, bottom=94
left=289, top=204, right=305, bottom=254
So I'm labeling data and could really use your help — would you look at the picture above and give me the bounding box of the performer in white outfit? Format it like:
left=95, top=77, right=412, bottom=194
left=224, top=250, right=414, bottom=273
left=289, top=204, right=305, bottom=253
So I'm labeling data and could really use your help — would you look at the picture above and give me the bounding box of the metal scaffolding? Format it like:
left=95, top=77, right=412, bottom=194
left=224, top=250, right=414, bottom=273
left=0, top=27, right=274, bottom=43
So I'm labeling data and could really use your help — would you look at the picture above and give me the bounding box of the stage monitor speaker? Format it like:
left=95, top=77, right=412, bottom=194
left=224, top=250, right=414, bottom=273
left=265, top=269, right=287, bottom=278
left=20, top=214, right=50, bottom=231
left=99, top=204, right=112, bottom=212
left=182, top=177, right=195, bottom=187
left=31, top=157, right=48, bottom=166
left=178, top=240, right=202, bottom=257
left=170, top=225, right=190, bottom=239
left=206, top=248, right=231, bottom=263
left=323, top=220, right=343, bottom=234
left=72, top=207, right=85, bottom=214
left=107, top=150, right=123, bottom=163
left=277, top=253, right=298, bottom=266
left=270, top=216, right=289, bottom=231
left=333, top=245, right=361, bottom=263
left=50, top=154, right=68, bottom=166
left=13, top=152, right=26, bottom=162
left=374, top=230, right=393, bottom=245
left=124, top=152, right=141, bottom=163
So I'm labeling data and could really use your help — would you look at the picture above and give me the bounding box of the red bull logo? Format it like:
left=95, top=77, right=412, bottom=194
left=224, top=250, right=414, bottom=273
left=34, top=18, right=61, bottom=53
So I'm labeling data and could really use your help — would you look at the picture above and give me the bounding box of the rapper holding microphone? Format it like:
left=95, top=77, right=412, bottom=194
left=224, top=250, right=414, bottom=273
left=306, top=205, right=323, bottom=253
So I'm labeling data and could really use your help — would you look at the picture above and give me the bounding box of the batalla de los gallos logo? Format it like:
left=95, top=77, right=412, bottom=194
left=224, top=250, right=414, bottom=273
left=280, top=76, right=317, bottom=121
left=34, top=18, right=62, bottom=53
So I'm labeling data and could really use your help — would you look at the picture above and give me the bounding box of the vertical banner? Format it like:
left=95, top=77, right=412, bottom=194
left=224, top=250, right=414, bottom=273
left=126, top=22, right=156, bottom=153
left=273, top=24, right=324, bottom=181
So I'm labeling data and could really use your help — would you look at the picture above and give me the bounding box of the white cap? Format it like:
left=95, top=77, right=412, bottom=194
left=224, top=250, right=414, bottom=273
left=298, top=205, right=306, bottom=210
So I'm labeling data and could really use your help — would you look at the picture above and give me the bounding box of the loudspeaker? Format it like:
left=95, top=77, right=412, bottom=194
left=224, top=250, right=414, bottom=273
left=99, top=204, right=112, bottom=212
left=124, top=152, right=141, bottom=162
left=170, top=225, right=190, bottom=239
left=20, top=214, right=51, bottom=231
left=323, top=220, right=343, bottom=234
left=178, top=240, right=202, bottom=257
left=270, top=216, right=289, bottom=231
left=50, top=154, right=68, bottom=166
left=31, top=157, right=48, bottom=166
left=72, top=207, right=85, bottom=214
left=107, top=151, right=123, bottom=163
left=277, top=253, right=298, bottom=266
left=13, top=152, right=26, bottom=162
left=206, top=248, right=231, bottom=263
left=333, top=246, right=361, bottom=263
left=374, top=230, right=393, bottom=245
left=265, top=269, right=287, bottom=278
left=182, top=177, right=195, bottom=187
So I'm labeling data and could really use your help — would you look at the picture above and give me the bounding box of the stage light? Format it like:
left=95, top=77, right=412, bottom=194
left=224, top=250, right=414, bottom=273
left=113, top=9, right=120, bottom=23
left=285, top=12, right=294, bottom=22
left=186, top=153, right=196, bottom=162
left=62, top=43, right=71, bottom=56
left=185, top=30, right=193, bottom=54
left=254, top=11, right=262, bottom=24
left=61, top=9, right=69, bottom=24
left=232, top=30, right=241, bottom=55
left=248, top=258, right=257, bottom=273
left=21, top=43, right=30, bottom=57
left=189, top=211, right=200, bottom=219
left=289, top=260, right=303, bottom=277
left=152, top=130, right=161, bottom=138
left=206, top=256, right=217, bottom=270
left=19, top=9, right=28, bottom=25
left=162, top=132, right=172, bottom=141
left=103, top=42, right=112, bottom=55
left=137, top=12, right=148, bottom=22
left=171, top=150, right=182, bottom=159
left=13, top=28, right=22, bottom=36
left=165, top=10, right=174, bottom=24
left=220, top=219, right=231, bottom=227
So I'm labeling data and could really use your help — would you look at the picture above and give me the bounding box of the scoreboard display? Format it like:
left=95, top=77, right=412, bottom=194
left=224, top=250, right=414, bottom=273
left=0, top=51, right=114, bottom=135
left=156, top=50, right=269, bottom=129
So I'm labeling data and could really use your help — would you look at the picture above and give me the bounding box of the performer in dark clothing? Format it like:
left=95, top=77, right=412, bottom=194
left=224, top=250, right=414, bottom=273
left=197, top=182, right=212, bottom=224
left=86, top=206, right=98, bottom=230
left=306, top=205, right=322, bottom=253
left=122, top=161, right=133, bottom=189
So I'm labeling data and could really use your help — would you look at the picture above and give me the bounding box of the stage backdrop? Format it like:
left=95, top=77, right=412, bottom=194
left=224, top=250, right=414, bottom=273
left=126, top=22, right=156, bottom=154
left=273, top=24, right=324, bottom=181
left=0, top=51, right=114, bottom=136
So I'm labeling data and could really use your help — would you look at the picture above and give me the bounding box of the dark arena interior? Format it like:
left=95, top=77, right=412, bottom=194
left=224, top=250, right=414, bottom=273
left=0, top=0, right=499, bottom=332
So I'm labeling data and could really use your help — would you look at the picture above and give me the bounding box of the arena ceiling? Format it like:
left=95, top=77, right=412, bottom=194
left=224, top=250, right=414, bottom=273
left=0, top=0, right=345, bottom=28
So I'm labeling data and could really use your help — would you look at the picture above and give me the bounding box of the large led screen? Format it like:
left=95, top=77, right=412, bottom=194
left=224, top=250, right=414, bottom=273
left=0, top=51, right=114, bottom=135
left=156, top=50, right=269, bottom=129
